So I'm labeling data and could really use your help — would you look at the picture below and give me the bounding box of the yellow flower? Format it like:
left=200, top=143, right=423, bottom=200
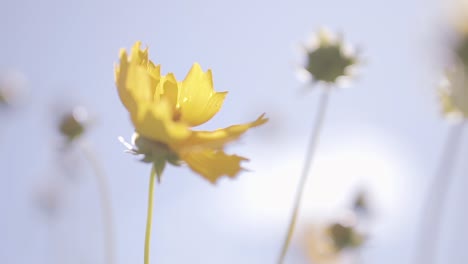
left=115, top=42, right=267, bottom=183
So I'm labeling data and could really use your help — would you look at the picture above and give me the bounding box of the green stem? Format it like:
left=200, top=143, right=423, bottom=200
left=414, top=122, right=465, bottom=264
left=145, top=166, right=156, bottom=264
left=277, top=90, right=330, bottom=264
left=80, top=140, right=115, bottom=264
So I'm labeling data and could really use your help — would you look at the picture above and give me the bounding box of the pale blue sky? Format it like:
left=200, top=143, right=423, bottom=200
left=2, top=0, right=468, bottom=263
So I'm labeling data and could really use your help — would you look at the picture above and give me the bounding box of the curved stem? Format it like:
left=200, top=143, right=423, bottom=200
left=277, top=90, right=330, bottom=264
left=414, top=122, right=465, bottom=264
left=80, top=140, right=115, bottom=264
left=145, top=166, right=156, bottom=264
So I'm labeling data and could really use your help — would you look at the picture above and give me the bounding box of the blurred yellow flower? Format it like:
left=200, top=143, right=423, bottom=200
left=115, top=42, right=267, bottom=183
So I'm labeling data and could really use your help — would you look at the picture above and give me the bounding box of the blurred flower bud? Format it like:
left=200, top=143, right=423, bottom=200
left=327, top=222, right=365, bottom=251
left=439, top=63, right=468, bottom=120
left=301, top=29, right=358, bottom=85
left=303, top=213, right=366, bottom=264
left=0, top=70, right=27, bottom=109
left=304, top=224, right=340, bottom=264
left=58, top=106, right=88, bottom=141
left=352, top=190, right=371, bottom=217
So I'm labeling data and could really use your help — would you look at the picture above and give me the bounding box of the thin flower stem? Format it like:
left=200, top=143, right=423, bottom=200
left=145, top=166, right=156, bottom=264
left=277, top=89, right=330, bottom=264
left=415, top=122, right=465, bottom=264
left=79, top=140, right=115, bottom=264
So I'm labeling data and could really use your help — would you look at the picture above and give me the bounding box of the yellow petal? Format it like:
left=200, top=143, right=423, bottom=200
left=115, top=42, right=162, bottom=114
left=178, top=63, right=227, bottom=126
left=173, top=114, right=268, bottom=151
left=181, top=149, right=248, bottom=183
left=132, top=99, right=191, bottom=144
left=147, top=60, right=161, bottom=80
left=158, top=73, right=179, bottom=112
left=147, top=60, right=161, bottom=101
left=115, top=49, right=137, bottom=113
left=130, top=41, right=149, bottom=65
left=115, top=49, right=153, bottom=116
left=129, top=42, right=162, bottom=103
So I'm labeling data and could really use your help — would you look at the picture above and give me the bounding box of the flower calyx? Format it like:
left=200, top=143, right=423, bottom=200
left=120, top=133, right=181, bottom=182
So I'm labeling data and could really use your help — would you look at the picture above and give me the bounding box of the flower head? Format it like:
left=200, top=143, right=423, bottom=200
left=301, top=29, right=358, bottom=85
left=0, top=70, right=27, bottom=109
left=326, top=222, right=364, bottom=251
left=59, top=106, right=89, bottom=142
left=303, top=218, right=365, bottom=264
left=115, top=42, right=267, bottom=183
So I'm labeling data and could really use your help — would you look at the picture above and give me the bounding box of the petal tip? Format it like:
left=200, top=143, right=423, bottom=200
left=254, top=113, right=269, bottom=126
left=133, top=41, right=142, bottom=49
left=191, top=62, right=212, bottom=75
left=119, top=48, right=127, bottom=58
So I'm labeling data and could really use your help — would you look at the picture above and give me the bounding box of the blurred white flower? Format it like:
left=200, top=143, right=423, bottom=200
left=439, top=63, right=468, bottom=120
left=298, top=28, right=359, bottom=88
left=0, top=70, right=28, bottom=108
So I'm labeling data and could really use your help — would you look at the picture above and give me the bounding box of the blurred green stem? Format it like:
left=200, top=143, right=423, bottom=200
left=145, top=166, right=156, bottom=264
left=277, top=90, right=330, bottom=264
left=415, top=122, right=465, bottom=264
left=80, top=140, right=115, bottom=264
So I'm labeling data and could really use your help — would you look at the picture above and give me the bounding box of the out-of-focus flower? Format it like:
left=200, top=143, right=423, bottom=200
left=300, top=29, right=358, bottom=85
left=58, top=106, right=89, bottom=142
left=304, top=224, right=340, bottom=264
left=352, top=190, right=371, bottom=217
left=0, top=70, right=27, bottom=108
left=327, top=222, right=365, bottom=251
left=454, top=32, right=468, bottom=67
left=115, top=42, right=267, bottom=183
left=278, top=29, right=361, bottom=264
left=450, top=13, right=468, bottom=67
left=303, top=217, right=365, bottom=264
left=353, top=192, right=367, bottom=212
left=0, top=88, right=12, bottom=106
left=438, top=18, right=468, bottom=120
left=439, top=63, right=468, bottom=119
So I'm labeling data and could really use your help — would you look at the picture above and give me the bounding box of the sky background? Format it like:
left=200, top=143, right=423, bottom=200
left=2, top=0, right=468, bottom=263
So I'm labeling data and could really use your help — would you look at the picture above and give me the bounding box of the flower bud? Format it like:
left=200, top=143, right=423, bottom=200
left=303, top=29, right=358, bottom=85
left=59, top=106, right=88, bottom=141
